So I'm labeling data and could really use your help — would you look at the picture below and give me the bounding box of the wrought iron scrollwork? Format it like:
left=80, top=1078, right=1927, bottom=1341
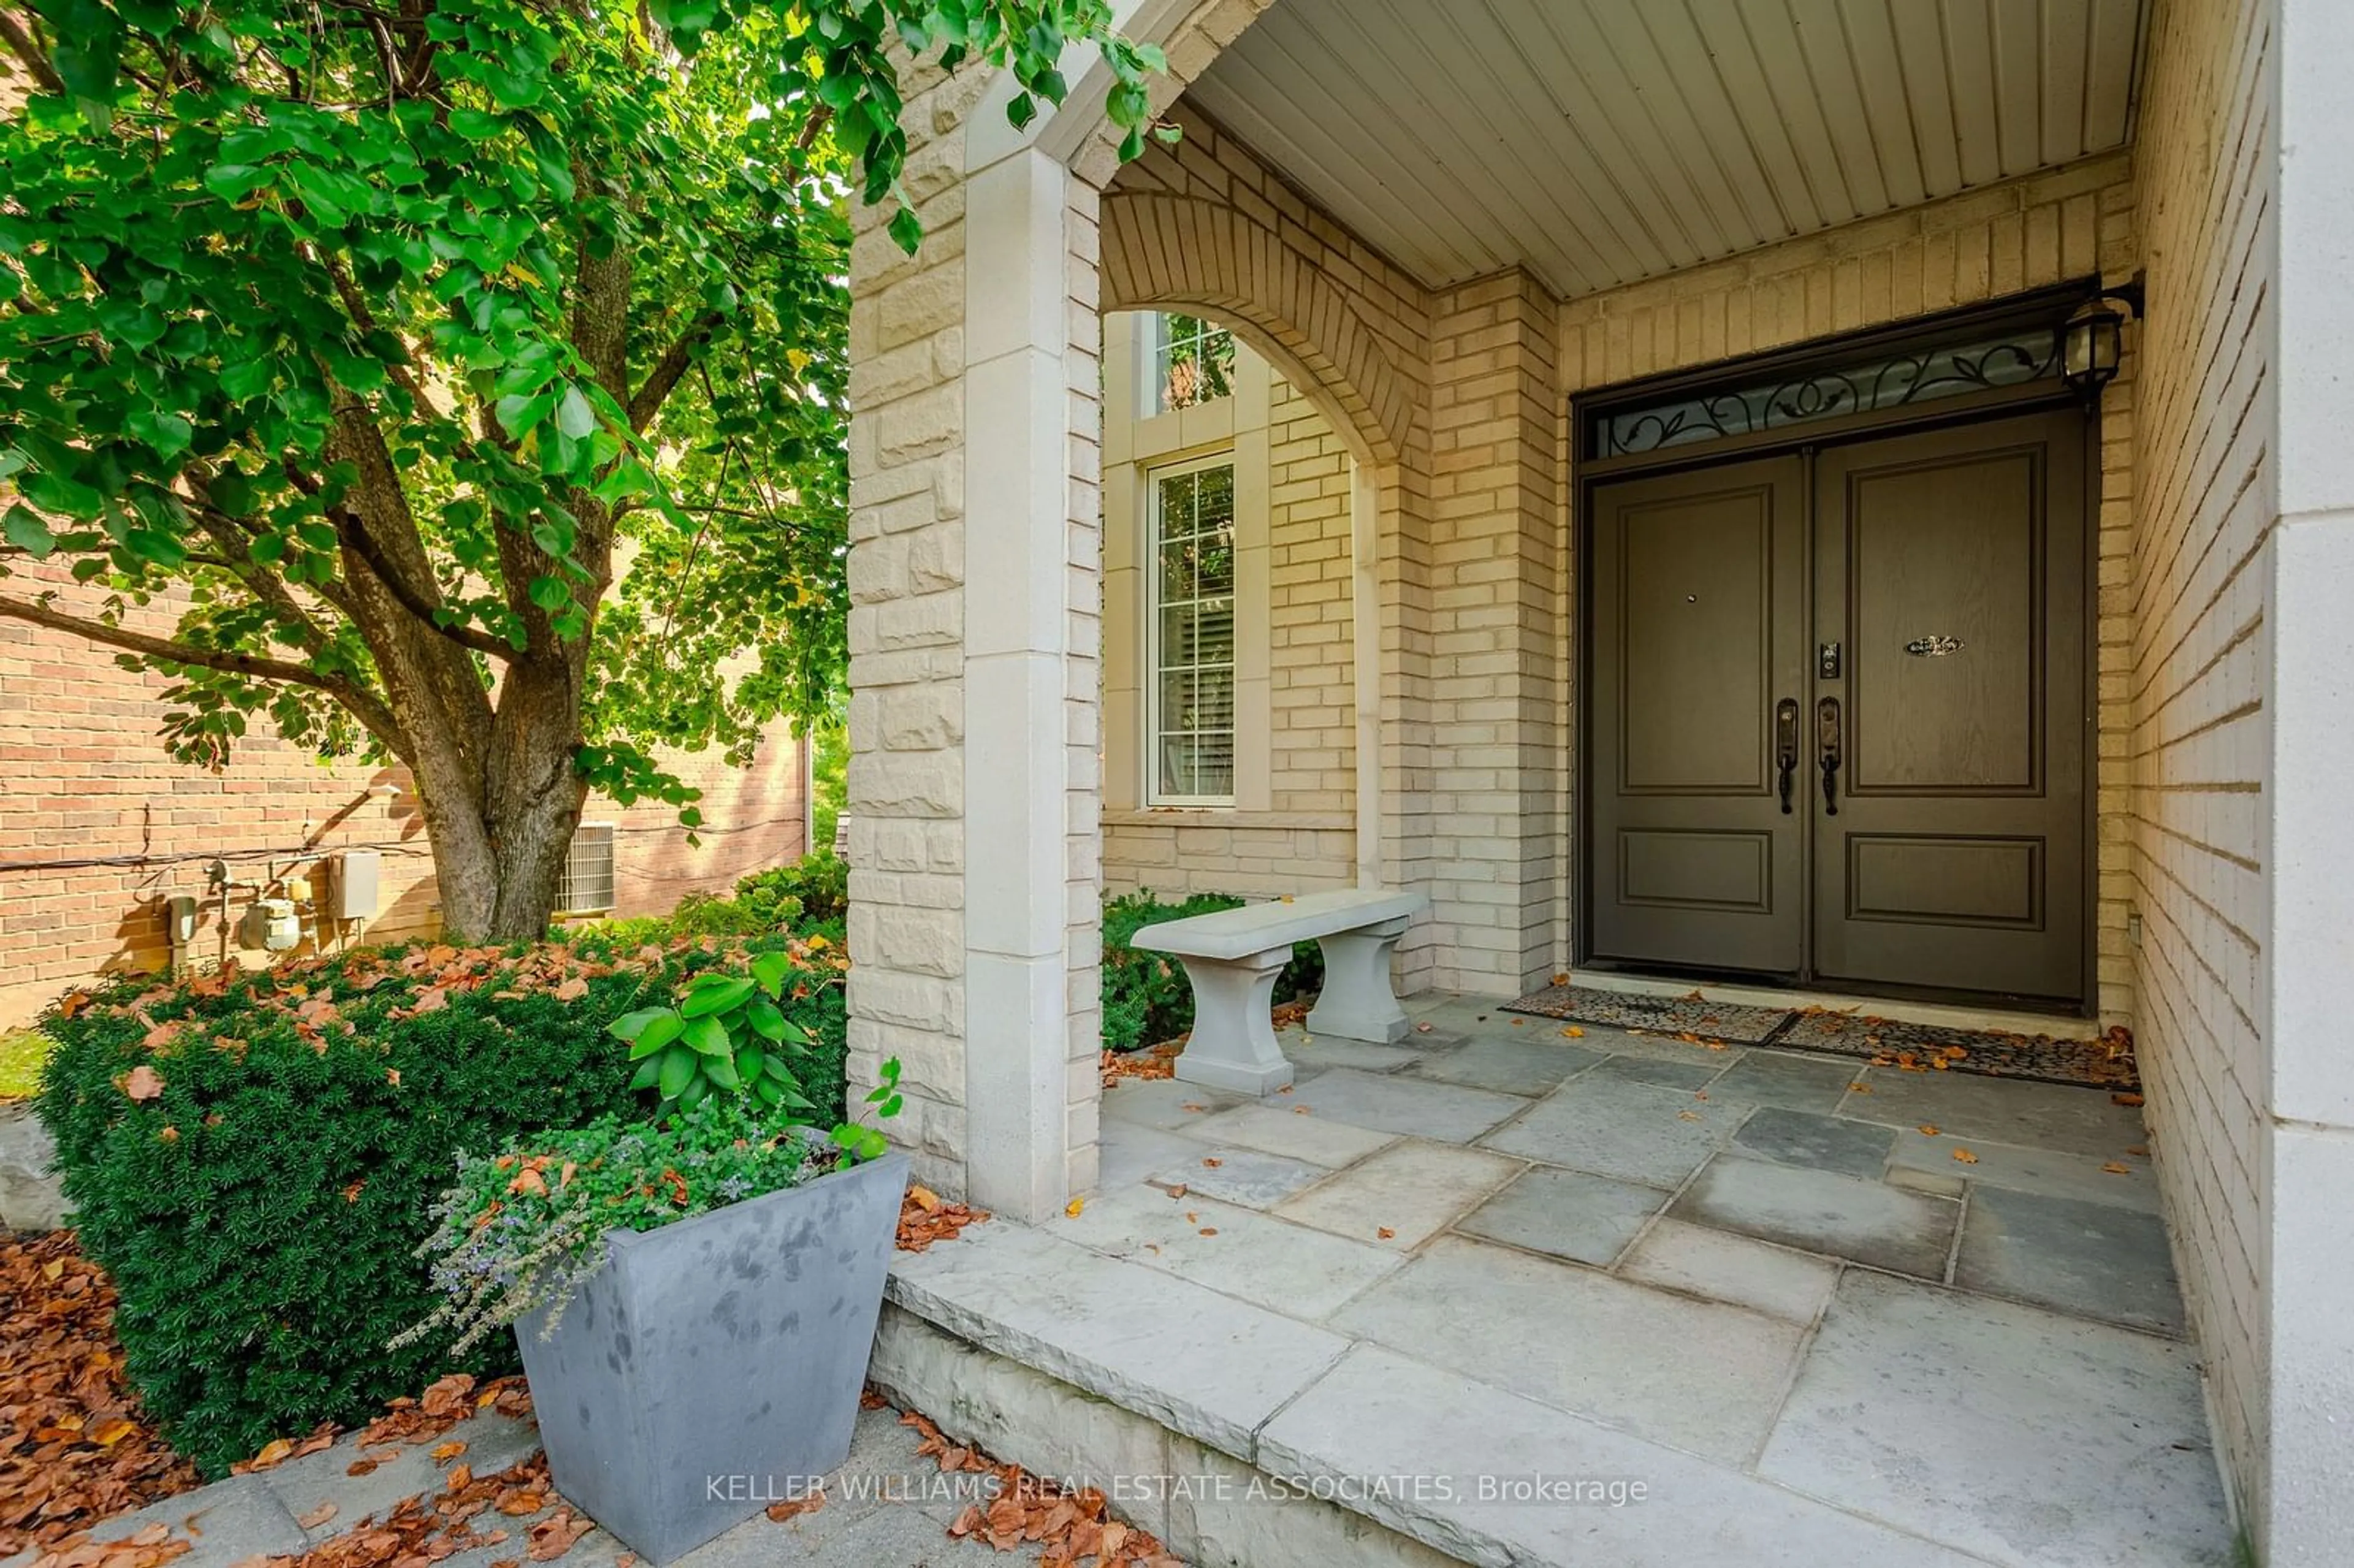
left=1594, top=327, right=2066, bottom=458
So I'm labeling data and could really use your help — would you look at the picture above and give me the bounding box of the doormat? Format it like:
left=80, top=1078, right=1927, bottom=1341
left=1499, top=984, right=1797, bottom=1045
left=1775, top=1011, right=2140, bottom=1091
left=1498, top=986, right=2141, bottom=1091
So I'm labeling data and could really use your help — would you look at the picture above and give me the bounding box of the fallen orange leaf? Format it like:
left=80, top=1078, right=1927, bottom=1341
left=430, top=1440, right=468, bottom=1461
left=1197, top=1227, right=1217, bottom=1237
left=1563, top=1026, right=1585, bottom=1038
left=2101, top=1162, right=2131, bottom=1175
left=1376, top=1227, right=1396, bottom=1240
left=1918, top=1124, right=1940, bottom=1136
left=1062, top=1197, right=1084, bottom=1219
left=1952, top=1148, right=1979, bottom=1165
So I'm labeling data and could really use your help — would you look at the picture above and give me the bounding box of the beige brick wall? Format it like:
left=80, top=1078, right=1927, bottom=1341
left=0, top=560, right=806, bottom=1028
left=1557, top=153, right=2141, bottom=1025
left=1100, top=325, right=1360, bottom=899
left=2124, top=0, right=2276, bottom=1521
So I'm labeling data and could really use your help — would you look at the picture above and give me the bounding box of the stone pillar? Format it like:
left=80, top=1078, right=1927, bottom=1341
left=2264, top=0, right=2354, bottom=1553
left=1423, top=272, right=1567, bottom=994
left=958, top=147, right=1104, bottom=1219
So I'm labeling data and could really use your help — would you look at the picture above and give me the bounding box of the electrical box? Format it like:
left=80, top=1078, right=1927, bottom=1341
left=332, top=851, right=381, bottom=921
left=164, top=895, right=197, bottom=945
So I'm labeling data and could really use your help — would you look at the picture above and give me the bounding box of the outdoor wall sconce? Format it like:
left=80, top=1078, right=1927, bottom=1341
left=2062, top=273, right=2146, bottom=397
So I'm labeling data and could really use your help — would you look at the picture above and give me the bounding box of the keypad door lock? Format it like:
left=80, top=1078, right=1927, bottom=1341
left=1817, top=641, right=1842, bottom=680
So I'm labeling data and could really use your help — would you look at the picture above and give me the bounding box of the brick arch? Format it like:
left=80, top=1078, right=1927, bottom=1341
left=1100, top=190, right=1416, bottom=468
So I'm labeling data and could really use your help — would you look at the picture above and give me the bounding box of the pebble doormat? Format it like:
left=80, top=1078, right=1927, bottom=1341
left=1501, top=983, right=2139, bottom=1090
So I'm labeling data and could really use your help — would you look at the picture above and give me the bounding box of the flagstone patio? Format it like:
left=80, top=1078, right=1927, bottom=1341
left=876, top=994, right=2237, bottom=1568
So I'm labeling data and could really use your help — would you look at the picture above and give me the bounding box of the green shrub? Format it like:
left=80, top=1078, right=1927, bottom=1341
left=745, top=850, right=848, bottom=926
left=36, top=932, right=847, bottom=1477
left=1100, top=889, right=1323, bottom=1052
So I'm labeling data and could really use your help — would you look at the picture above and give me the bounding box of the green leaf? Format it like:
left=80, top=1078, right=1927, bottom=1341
left=682, top=1014, right=732, bottom=1056
left=745, top=995, right=787, bottom=1040
left=555, top=386, right=597, bottom=440
left=125, top=529, right=188, bottom=569
left=628, top=1056, right=661, bottom=1090
left=527, top=575, right=571, bottom=612
left=679, top=975, right=754, bottom=1018
left=607, top=1005, right=668, bottom=1041
left=750, top=950, right=791, bottom=999
left=703, top=1050, right=741, bottom=1090
left=448, top=107, right=505, bottom=140
left=2, top=505, right=55, bottom=559
left=656, top=1043, right=698, bottom=1099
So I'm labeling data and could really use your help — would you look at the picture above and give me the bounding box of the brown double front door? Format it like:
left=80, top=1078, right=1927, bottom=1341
left=1586, top=409, right=2087, bottom=1005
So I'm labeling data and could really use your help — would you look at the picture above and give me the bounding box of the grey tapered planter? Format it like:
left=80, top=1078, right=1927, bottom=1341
left=514, top=1150, right=908, bottom=1565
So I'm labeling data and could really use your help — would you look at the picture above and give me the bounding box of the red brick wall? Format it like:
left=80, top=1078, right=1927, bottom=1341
left=0, top=560, right=807, bottom=1026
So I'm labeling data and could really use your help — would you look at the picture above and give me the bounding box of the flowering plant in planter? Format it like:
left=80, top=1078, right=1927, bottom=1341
left=397, top=1058, right=901, bottom=1355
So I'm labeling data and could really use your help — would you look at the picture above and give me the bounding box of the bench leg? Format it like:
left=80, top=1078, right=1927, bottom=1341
left=1306, top=916, right=1412, bottom=1043
left=1171, top=947, right=1296, bottom=1096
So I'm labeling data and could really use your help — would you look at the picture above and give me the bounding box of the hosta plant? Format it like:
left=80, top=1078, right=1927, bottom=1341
left=608, top=946, right=845, bottom=1111
left=398, top=1060, right=901, bottom=1355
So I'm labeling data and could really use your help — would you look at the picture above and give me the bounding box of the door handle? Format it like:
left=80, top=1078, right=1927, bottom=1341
left=1816, top=696, right=1842, bottom=816
left=1775, top=698, right=1800, bottom=814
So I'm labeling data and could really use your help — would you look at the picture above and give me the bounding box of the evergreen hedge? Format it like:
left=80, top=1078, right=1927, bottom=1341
left=36, top=932, right=846, bottom=1477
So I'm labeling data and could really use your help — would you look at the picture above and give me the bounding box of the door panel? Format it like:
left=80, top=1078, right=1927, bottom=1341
left=1588, top=459, right=1807, bottom=974
left=1810, top=413, right=2086, bottom=1000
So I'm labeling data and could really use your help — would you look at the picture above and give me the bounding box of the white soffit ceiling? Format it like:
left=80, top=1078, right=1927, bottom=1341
left=1184, top=0, right=2147, bottom=299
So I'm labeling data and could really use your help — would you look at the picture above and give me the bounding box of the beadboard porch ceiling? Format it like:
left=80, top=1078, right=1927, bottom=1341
left=1184, top=0, right=2147, bottom=300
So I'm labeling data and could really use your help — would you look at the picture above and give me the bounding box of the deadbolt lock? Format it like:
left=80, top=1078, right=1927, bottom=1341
left=1817, top=641, right=1842, bottom=680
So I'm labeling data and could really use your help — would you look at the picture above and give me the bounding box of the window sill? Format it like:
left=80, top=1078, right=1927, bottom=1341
left=1103, top=807, right=1354, bottom=832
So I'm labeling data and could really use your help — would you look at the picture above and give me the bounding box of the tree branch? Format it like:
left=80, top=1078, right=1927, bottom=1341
left=628, top=310, right=723, bottom=432
left=0, top=592, right=409, bottom=758
left=327, top=504, right=515, bottom=660
left=0, top=10, right=65, bottom=95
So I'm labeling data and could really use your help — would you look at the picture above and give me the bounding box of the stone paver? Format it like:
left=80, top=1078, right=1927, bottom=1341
left=1095, top=1121, right=1205, bottom=1189
left=1280, top=1032, right=1428, bottom=1074
left=1172, top=1100, right=1397, bottom=1166
left=85, top=1477, right=308, bottom=1568
left=1617, top=1218, right=1841, bottom=1326
left=1956, top=1186, right=2186, bottom=1335
left=1330, top=1237, right=1803, bottom=1464
left=1836, top=1068, right=2146, bottom=1159
left=1699, top=1050, right=1860, bottom=1114
left=886, top=1214, right=1350, bottom=1460
left=1479, top=1075, right=1739, bottom=1187
left=1888, top=1128, right=2162, bottom=1212
left=1148, top=1144, right=1328, bottom=1208
left=1263, top=1345, right=1987, bottom=1568
left=1273, top=1067, right=1525, bottom=1143
left=1670, top=1156, right=1959, bottom=1279
left=1403, top=1034, right=1604, bottom=1097
left=1099, top=1076, right=1246, bottom=1130
left=0, top=1106, right=67, bottom=1231
left=1588, top=1054, right=1725, bottom=1091
left=1453, top=1165, right=1667, bottom=1266
left=1731, top=1105, right=1897, bottom=1179
left=1051, top=1184, right=1402, bottom=1320
left=1759, top=1271, right=2233, bottom=1568
left=1272, top=1140, right=1522, bottom=1250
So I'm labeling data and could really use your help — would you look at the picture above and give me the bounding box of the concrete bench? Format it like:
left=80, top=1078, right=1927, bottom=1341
left=1130, top=888, right=1428, bottom=1095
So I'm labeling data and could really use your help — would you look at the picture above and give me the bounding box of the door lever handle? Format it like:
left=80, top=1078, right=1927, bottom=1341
left=1775, top=698, right=1800, bottom=814
left=1816, top=696, right=1842, bottom=816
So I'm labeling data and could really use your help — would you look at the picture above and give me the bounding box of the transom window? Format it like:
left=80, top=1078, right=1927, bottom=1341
left=1147, top=455, right=1236, bottom=805
left=1589, top=323, right=2067, bottom=459
left=1152, top=314, right=1236, bottom=413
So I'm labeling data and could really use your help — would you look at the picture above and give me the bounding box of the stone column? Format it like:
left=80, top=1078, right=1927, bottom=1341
left=959, top=147, right=1104, bottom=1220
left=2264, top=0, right=2354, bottom=1552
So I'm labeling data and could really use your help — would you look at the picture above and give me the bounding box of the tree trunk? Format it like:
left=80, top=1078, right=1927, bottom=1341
left=400, top=654, right=590, bottom=944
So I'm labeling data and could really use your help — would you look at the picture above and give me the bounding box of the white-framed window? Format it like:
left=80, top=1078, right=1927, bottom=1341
left=1151, top=313, right=1236, bottom=413
left=1146, top=453, right=1237, bottom=805
left=557, top=823, right=617, bottom=915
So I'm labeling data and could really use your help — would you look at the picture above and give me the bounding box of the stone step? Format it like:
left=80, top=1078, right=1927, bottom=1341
left=882, top=1220, right=2001, bottom=1568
